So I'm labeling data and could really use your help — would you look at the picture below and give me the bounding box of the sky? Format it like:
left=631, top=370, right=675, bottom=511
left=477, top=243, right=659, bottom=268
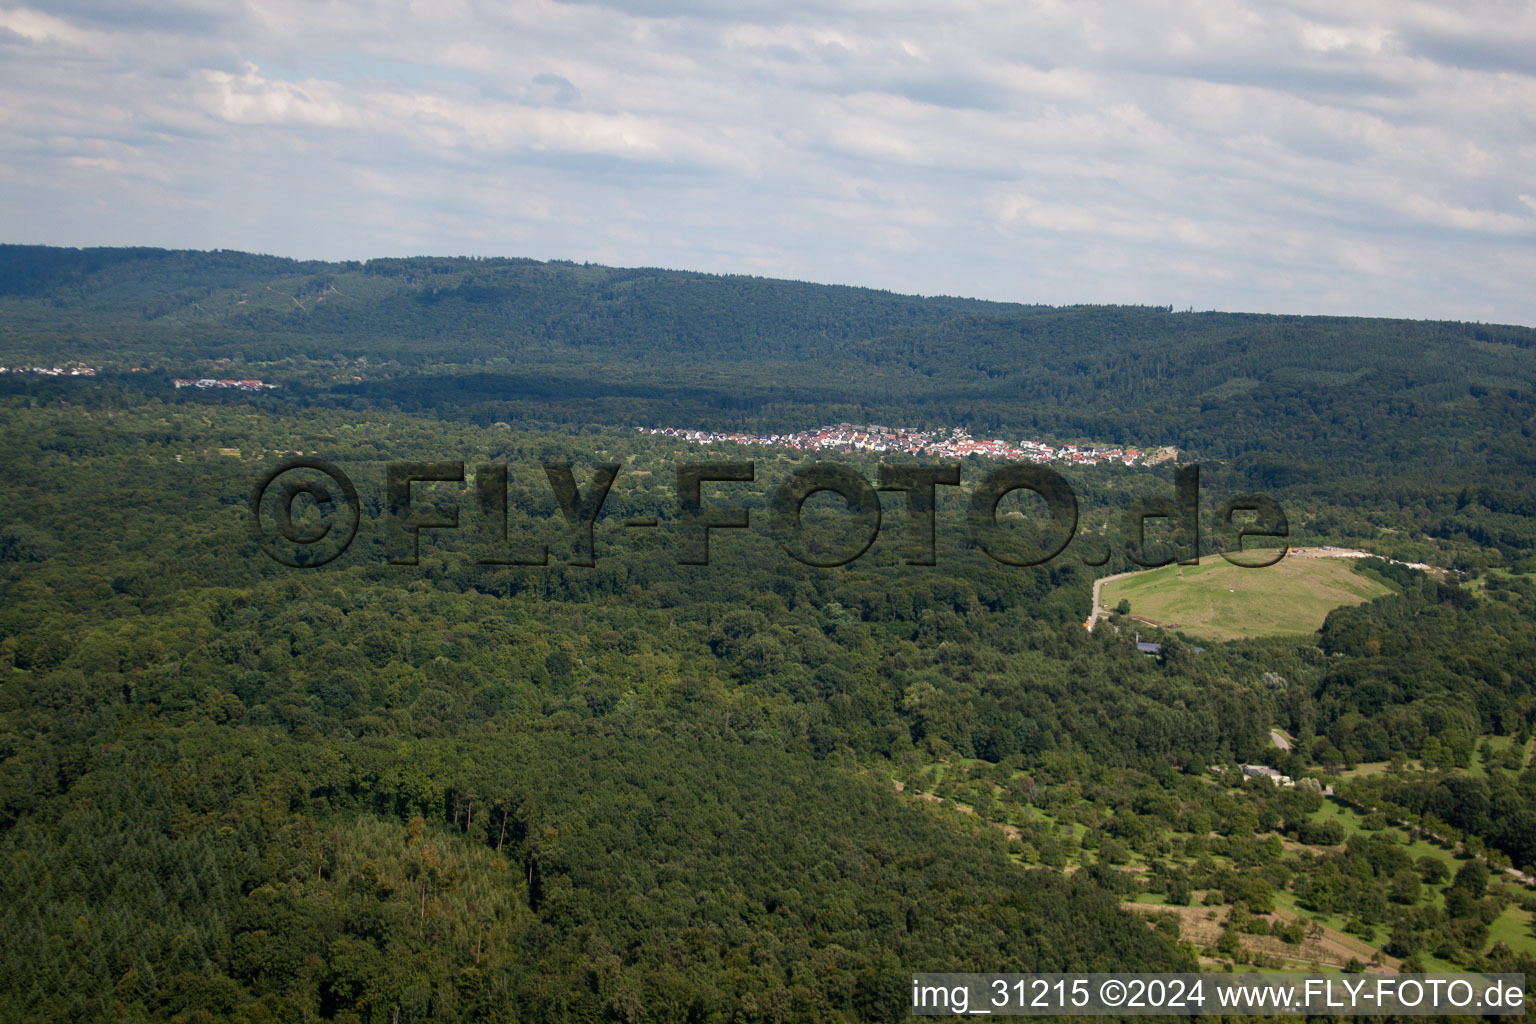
left=1, top=0, right=1534, bottom=324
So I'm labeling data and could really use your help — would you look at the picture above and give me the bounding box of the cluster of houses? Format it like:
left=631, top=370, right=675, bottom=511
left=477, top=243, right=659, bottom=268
left=636, top=423, right=1161, bottom=467
left=0, top=364, right=97, bottom=376
left=172, top=378, right=279, bottom=391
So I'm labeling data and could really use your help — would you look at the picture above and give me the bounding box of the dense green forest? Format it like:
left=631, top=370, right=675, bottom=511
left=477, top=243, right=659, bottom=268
left=4, top=244, right=1533, bottom=568
left=2, top=247, right=1535, bottom=1021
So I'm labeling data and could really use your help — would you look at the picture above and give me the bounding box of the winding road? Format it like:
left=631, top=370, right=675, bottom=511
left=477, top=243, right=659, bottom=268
left=1086, top=569, right=1143, bottom=631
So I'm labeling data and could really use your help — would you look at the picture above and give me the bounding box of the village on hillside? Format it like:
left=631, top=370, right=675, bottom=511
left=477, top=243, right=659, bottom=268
left=638, top=422, right=1174, bottom=467
left=172, top=378, right=279, bottom=391
left=0, top=363, right=97, bottom=376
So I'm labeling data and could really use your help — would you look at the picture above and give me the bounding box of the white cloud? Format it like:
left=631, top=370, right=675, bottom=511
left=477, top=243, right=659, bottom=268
left=0, top=7, right=97, bottom=46
left=0, top=0, right=1531, bottom=323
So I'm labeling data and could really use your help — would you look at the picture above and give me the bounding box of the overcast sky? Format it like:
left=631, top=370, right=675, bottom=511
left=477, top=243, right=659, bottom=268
left=2, top=1, right=1534, bottom=324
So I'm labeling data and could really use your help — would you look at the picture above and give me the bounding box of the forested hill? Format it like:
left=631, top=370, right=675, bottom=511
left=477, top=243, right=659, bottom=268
left=4, top=244, right=1536, bottom=537
left=0, top=245, right=1018, bottom=361
left=5, top=247, right=1536, bottom=1018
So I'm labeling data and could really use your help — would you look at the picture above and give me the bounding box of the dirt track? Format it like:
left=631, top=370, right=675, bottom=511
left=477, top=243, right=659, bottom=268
left=1087, top=569, right=1141, bottom=631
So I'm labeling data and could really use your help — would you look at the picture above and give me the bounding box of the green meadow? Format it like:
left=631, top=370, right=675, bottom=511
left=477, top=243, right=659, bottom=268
left=1103, top=555, right=1394, bottom=642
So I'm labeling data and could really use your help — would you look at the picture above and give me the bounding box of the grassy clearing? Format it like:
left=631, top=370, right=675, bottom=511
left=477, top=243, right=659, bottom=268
left=1313, top=799, right=1366, bottom=827
left=1486, top=906, right=1536, bottom=956
left=1469, top=735, right=1528, bottom=777
left=1312, top=799, right=1462, bottom=866
left=1269, top=891, right=1463, bottom=973
left=1341, top=734, right=1531, bottom=779
left=1338, top=760, right=1398, bottom=779
left=1102, top=554, right=1393, bottom=642
left=1136, top=895, right=1401, bottom=972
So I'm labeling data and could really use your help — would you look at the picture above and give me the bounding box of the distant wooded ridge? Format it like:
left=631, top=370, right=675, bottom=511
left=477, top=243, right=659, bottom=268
left=2, top=244, right=1534, bottom=528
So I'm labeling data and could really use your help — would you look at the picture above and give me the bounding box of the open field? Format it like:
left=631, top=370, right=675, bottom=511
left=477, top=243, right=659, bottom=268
left=1486, top=906, right=1536, bottom=956
left=1101, top=555, right=1394, bottom=642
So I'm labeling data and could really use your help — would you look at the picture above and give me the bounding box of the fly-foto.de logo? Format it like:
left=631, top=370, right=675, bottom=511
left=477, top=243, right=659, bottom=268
left=249, top=459, right=1287, bottom=571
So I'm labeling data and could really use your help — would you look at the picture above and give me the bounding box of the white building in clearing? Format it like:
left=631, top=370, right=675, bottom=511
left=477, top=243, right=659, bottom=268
left=1242, top=764, right=1294, bottom=787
